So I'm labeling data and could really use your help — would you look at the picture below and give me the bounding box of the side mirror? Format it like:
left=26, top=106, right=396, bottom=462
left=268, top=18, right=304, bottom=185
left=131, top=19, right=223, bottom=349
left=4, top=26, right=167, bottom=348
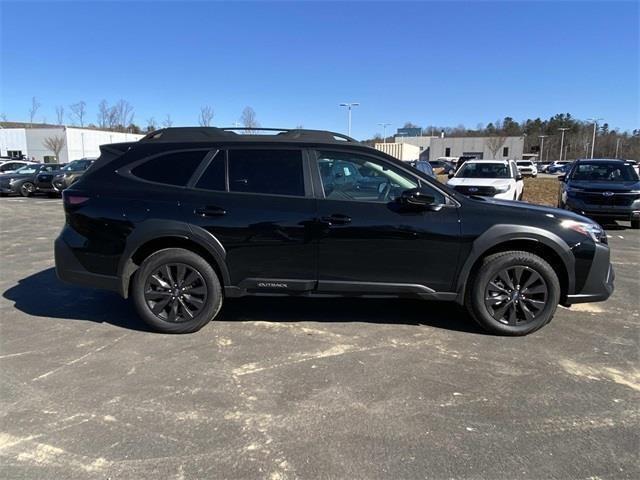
left=399, top=188, right=437, bottom=210
left=558, top=175, right=566, bottom=182
left=516, top=173, right=523, bottom=181
left=448, top=171, right=455, bottom=179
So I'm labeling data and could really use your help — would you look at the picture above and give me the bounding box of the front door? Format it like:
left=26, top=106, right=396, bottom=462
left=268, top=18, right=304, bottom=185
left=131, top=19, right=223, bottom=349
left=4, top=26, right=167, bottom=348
left=312, top=149, right=461, bottom=293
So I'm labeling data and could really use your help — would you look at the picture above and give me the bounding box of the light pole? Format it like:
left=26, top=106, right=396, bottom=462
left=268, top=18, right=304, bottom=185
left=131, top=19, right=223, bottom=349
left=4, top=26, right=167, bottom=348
left=339, top=102, right=359, bottom=137
left=615, top=138, right=621, bottom=158
left=538, top=135, right=548, bottom=163
left=378, top=123, right=391, bottom=144
left=588, top=118, right=603, bottom=159
left=558, top=127, right=569, bottom=161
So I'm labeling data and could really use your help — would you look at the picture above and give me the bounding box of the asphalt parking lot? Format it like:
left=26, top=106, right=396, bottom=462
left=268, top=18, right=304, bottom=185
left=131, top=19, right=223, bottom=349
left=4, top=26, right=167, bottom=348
left=1, top=196, right=638, bottom=479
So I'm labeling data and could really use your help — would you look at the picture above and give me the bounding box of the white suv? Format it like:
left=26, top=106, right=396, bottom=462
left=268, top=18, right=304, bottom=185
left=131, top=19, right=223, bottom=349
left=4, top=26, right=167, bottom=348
left=516, top=160, right=538, bottom=177
left=447, top=159, right=524, bottom=201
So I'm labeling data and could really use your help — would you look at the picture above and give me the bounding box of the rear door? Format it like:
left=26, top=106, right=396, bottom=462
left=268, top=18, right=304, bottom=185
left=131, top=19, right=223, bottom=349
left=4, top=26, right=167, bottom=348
left=183, top=147, right=318, bottom=292
left=312, top=149, right=461, bottom=293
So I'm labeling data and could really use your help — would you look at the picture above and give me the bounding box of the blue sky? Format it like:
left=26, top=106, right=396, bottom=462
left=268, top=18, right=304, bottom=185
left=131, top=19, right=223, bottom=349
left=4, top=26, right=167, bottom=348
left=1, top=1, right=638, bottom=139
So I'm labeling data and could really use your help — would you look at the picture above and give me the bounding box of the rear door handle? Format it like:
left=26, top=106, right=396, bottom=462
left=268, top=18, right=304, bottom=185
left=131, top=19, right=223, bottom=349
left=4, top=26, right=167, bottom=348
left=194, top=206, right=227, bottom=217
left=321, top=214, right=351, bottom=225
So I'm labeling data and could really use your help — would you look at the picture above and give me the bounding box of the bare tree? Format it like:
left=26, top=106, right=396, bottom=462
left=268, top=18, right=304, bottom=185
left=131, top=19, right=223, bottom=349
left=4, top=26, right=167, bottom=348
left=162, top=114, right=173, bottom=128
left=198, top=105, right=214, bottom=126
left=97, top=100, right=110, bottom=129
left=29, top=97, right=41, bottom=127
left=485, top=135, right=507, bottom=158
left=55, top=106, right=65, bottom=125
left=70, top=101, right=87, bottom=127
left=240, top=106, right=259, bottom=133
left=0, top=113, right=7, bottom=122
left=43, top=135, right=66, bottom=162
left=146, top=117, right=157, bottom=132
left=113, top=99, right=134, bottom=131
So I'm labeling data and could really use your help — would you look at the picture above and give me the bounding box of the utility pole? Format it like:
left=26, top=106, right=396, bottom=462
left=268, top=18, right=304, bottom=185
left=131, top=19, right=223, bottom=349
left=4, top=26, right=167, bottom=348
left=377, top=123, right=391, bottom=144
left=339, top=103, right=359, bottom=137
left=538, top=135, right=548, bottom=163
left=588, top=118, right=603, bottom=159
left=615, top=138, right=621, bottom=158
left=558, top=127, right=569, bottom=161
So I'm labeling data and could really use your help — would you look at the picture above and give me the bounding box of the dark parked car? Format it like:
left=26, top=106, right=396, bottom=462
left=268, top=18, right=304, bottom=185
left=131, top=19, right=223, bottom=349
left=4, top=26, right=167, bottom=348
left=0, top=163, right=64, bottom=197
left=55, top=127, right=614, bottom=336
left=558, top=159, right=640, bottom=229
left=51, top=158, right=95, bottom=192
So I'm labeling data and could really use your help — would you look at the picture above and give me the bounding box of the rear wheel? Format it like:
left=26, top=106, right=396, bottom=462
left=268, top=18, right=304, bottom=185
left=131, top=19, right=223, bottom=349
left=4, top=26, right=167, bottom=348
left=465, top=250, right=560, bottom=336
left=20, top=182, right=35, bottom=197
left=131, top=248, right=223, bottom=333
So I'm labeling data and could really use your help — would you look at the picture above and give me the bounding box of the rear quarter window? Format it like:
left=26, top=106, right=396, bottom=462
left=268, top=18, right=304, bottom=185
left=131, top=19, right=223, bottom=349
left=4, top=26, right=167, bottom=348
left=131, top=150, right=208, bottom=186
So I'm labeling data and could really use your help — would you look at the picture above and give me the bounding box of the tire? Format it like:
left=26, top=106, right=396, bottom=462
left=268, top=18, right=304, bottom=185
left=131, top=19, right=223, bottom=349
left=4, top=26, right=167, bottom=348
left=20, top=182, right=35, bottom=197
left=465, top=250, right=560, bottom=336
left=631, top=219, right=640, bottom=229
left=131, top=248, right=223, bottom=333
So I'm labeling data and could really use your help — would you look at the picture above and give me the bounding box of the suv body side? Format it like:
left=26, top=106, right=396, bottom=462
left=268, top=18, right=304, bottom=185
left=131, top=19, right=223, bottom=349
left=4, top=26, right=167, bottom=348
left=57, top=139, right=609, bottom=309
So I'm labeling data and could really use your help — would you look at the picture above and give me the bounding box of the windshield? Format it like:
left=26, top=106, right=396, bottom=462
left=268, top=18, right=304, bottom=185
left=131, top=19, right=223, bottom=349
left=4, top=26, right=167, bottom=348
left=15, top=165, right=38, bottom=174
left=570, top=163, right=639, bottom=182
left=62, top=159, right=92, bottom=171
left=516, top=161, right=532, bottom=166
left=456, top=162, right=510, bottom=179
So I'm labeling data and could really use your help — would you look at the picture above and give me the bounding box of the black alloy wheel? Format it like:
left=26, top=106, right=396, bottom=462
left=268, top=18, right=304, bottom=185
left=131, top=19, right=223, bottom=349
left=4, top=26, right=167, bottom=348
left=484, top=266, right=548, bottom=326
left=144, top=263, right=208, bottom=323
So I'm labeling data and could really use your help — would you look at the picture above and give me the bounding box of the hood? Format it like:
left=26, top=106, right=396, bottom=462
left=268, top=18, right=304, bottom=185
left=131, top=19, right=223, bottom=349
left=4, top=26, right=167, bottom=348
left=567, top=180, right=640, bottom=191
left=469, top=196, right=597, bottom=224
left=448, top=177, right=512, bottom=187
left=0, top=172, right=32, bottom=181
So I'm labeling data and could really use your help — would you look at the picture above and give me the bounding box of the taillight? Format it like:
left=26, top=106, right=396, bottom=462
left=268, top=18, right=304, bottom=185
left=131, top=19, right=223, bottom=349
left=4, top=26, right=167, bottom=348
left=62, top=191, right=89, bottom=205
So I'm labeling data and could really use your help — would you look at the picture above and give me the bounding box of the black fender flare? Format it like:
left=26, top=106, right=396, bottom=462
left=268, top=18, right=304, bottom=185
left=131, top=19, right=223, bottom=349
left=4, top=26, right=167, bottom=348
left=116, top=220, right=229, bottom=297
left=455, top=224, right=575, bottom=303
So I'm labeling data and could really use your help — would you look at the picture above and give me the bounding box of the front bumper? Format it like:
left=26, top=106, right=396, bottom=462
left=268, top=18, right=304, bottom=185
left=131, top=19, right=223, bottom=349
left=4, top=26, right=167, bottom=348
left=565, top=197, right=640, bottom=221
left=565, top=242, right=614, bottom=305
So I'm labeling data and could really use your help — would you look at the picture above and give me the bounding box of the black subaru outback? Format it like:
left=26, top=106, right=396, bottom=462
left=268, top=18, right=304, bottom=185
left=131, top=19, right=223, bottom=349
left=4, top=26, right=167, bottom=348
left=55, top=127, right=614, bottom=336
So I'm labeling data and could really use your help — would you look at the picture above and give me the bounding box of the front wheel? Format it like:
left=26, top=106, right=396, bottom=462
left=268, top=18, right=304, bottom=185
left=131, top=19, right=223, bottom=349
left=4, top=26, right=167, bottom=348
left=20, top=182, right=35, bottom=197
left=465, top=251, right=560, bottom=336
left=131, top=248, right=223, bottom=333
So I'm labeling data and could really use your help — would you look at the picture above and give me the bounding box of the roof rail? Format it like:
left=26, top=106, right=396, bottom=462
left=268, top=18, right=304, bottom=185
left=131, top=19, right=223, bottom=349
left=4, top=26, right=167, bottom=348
left=140, top=127, right=358, bottom=143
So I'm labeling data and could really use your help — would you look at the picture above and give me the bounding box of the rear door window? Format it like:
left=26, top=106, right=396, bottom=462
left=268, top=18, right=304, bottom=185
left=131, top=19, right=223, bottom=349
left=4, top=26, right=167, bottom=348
left=132, top=150, right=208, bottom=186
left=228, top=149, right=304, bottom=196
left=195, top=151, right=226, bottom=191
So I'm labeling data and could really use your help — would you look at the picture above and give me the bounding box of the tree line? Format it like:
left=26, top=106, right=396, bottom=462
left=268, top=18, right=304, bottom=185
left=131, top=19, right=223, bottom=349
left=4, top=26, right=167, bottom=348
left=367, top=114, right=640, bottom=160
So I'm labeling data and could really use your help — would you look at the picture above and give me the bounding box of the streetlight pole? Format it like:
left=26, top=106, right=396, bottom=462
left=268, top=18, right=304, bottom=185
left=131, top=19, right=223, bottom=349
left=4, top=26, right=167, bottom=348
left=339, top=102, right=359, bottom=137
left=538, top=135, right=548, bottom=163
left=378, top=123, right=391, bottom=144
left=558, top=127, right=569, bottom=161
left=588, top=118, right=603, bottom=159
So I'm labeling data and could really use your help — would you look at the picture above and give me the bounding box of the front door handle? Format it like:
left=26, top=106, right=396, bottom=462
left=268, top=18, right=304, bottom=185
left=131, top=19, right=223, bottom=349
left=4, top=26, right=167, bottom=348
left=194, top=206, right=227, bottom=217
left=321, top=214, right=352, bottom=225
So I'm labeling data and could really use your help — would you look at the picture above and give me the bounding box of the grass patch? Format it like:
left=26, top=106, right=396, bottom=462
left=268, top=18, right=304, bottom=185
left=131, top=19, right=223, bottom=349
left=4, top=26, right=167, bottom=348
left=522, top=177, right=559, bottom=207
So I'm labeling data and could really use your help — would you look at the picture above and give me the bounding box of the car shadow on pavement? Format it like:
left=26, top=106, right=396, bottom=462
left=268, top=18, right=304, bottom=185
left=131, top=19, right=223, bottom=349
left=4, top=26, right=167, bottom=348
left=3, top=268, right=153, bottom=332
left=4, top=268, right=484, bottom=335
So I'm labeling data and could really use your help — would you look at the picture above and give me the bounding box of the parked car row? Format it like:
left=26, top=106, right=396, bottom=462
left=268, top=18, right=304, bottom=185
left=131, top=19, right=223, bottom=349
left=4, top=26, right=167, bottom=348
left=0, top=158, right=95, bottom=197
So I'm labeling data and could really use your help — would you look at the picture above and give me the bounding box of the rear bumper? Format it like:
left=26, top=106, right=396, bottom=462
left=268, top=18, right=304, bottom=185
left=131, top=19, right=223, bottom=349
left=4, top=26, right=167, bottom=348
left=55, top=235, right=121, bottom=294
left=564, top=243, right=614, bottom=305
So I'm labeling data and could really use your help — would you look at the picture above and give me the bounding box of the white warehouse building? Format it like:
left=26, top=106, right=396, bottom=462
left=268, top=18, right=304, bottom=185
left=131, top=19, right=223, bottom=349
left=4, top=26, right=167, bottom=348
left=393, top=135, right=525, bottom=161
left=0, top=127, right=144, bottom=163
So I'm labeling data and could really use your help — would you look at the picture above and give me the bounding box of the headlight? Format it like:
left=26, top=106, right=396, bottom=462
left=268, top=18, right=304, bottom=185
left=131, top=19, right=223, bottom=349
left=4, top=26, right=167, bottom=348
left=495, top=185, right=511, bottom=193
left=8, top=178, right=16, bottom=185
left=561, top=219, right=606, bottom=243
